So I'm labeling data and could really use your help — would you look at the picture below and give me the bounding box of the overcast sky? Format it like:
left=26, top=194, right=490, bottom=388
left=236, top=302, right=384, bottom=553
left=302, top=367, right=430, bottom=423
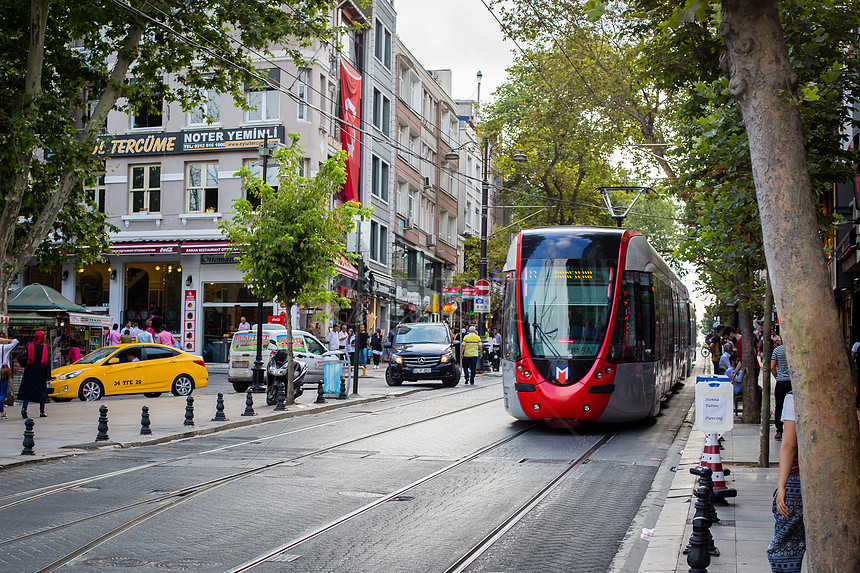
left=394, top=0, right=517, bottom=104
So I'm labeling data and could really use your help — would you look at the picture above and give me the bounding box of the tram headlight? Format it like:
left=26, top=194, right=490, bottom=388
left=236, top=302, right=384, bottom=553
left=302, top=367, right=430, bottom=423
left=523, top=370, right=532, bottom=379
left=583, top=404, right=591, bottom=412
left=533, top=403, right=541, bottom=411
left=595, top=371, right=603, bottom=380
left=604, top=366, right=613, bottom=375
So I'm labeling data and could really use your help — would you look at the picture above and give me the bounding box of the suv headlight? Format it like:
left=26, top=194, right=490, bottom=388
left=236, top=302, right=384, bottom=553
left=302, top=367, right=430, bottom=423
left=59, top=369, right=85, bottom=380
left=440, top=353, right=452, bottom=363
left=393, top=354, right=403, bottom=364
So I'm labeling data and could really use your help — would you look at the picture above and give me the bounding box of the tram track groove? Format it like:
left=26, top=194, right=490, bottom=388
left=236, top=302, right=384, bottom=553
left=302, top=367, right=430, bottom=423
left=3, top=394, right=506, bottom=567
left=0, top=384, right=490, bottom=511
left=443, top=432, right=616, bottom=573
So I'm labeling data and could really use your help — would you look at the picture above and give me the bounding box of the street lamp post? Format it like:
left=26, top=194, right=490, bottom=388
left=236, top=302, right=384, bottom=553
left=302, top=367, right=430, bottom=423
left=251, top=137, right=274, bottom=393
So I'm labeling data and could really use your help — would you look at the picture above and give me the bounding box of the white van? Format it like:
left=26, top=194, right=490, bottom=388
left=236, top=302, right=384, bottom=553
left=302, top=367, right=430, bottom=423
left=227, top=327, right=337, bottom=392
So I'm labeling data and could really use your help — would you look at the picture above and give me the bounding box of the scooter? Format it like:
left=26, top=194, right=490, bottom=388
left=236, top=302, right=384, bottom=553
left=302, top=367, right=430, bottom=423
left=266, top=348, right=308, bottom=406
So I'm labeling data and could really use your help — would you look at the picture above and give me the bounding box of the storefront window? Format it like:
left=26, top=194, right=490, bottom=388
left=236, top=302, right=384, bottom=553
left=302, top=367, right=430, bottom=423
left=202, top=282, right=272, bottom=362
left=124, top=262, right=182, bottom=332
left=25, top=267, right=61, bottom=291
left=75, top=262, right=110, bottom=308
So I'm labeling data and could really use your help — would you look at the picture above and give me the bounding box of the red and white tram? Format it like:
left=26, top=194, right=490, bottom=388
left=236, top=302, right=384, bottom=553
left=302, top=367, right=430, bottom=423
left=501, top=227, right=694, bottom=425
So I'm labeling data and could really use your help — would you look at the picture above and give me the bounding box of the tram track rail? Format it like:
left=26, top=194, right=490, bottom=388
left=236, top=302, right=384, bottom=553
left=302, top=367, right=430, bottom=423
left=0, top=383, right=488, bottom=512
left=5, top=394, right=506, bottom=571
left=226, top=429, right=615, bottom=573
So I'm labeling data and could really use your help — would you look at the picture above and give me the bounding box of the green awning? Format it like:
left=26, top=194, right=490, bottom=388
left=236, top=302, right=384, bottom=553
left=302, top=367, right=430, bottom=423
left=7, top=284, right=87, bottom=312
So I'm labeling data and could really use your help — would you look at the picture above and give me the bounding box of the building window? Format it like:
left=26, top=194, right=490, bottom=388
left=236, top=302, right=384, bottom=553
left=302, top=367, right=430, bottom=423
left=188, top=89, right=220, bottom=125
left=133, top=98, right=163, bottom=128
left=85, top=172, right=106, bottom=214
left=244, top=159, right=279, bottom=208
left=408, top=187, right=417, bottom=220
left=246, top=89, right=279, bottom=122
left=186, top=162, right=219, bottom=213
left=372, top=90, right=390, bottom=135
left=397, top=180, right=407, bottom=216
left=371, top=155, right=389, bottom=202
left=130, top=164, right=161, bottom=213
left=374, top=20, right=392, bottom=69
left=370, top=221, right=389, bottom=264
left=297, top=69, right=308, bottom=121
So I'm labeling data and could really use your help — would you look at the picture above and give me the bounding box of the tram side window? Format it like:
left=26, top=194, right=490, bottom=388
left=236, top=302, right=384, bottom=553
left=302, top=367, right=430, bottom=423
left=608, top=272, right=655, bottom=363
left=502, top=270, right=520, bottom=361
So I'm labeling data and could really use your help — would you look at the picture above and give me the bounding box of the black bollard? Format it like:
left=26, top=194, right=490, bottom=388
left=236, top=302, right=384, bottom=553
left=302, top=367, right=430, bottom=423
left=692, top=467, right=720, bottom=525
left=212, top=393, right=228, bottom=421
left=140, top=405, right=152, bottom=435
left=241, top=388, right=256, bottom=416
left=686, top=516, right=712, bottom=572
left=315, top=380, right=326, bottom=404
left=338, top=372, right=347, bottom=400
left=95, top=405, right=109, bottom=442
left=184, top=396, right=195, bottom=427
left=274, top=379, right=286, bottom=411
left=21, top=418, right=35, bottom=455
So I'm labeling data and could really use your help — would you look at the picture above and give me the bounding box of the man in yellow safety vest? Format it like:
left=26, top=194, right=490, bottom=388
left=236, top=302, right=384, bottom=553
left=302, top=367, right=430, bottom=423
left=461, top=326, right=482, bottom=385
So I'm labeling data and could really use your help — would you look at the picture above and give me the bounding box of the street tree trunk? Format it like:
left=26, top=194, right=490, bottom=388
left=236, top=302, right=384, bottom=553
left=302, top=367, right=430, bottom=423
left=760, top=276, right=773, bottom=467
left=720, top=1, right=860, bottom=569
left=739, top=304, right=759, bottom=424
left=283, top=295, right=296, bottom=405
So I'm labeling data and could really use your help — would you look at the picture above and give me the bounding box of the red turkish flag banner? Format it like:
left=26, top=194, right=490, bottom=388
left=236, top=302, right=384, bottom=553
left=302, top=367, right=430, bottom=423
left=340, top=59, right=362, bottom=203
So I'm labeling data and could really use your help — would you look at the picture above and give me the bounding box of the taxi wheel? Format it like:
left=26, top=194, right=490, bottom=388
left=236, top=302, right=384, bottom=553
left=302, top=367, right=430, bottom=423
left=172, top=374, right=195, bottom=396
left=79, top=379, right=104, bottom=401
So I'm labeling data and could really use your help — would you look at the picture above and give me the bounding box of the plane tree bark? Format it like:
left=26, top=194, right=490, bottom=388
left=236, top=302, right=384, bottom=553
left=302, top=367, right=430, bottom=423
left=720, top=1, right=860, bottom=568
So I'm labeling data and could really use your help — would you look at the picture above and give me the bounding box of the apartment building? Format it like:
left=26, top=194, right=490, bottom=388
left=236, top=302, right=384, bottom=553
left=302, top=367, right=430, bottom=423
left=392, top=38, right=461, bottom=326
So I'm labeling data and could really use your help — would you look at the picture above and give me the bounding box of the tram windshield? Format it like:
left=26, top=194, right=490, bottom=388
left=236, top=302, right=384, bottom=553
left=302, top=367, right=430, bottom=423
left=521, top=258, right=615, bottom=359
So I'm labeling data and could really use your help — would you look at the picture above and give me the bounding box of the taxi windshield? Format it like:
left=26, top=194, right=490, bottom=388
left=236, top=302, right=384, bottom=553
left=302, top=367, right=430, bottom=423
left=77, top=346, right=117, bottom=365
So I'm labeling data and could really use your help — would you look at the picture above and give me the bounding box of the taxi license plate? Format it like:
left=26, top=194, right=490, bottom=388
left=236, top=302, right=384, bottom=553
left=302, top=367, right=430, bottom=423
left=232, top=361, right=249, bottom=368
left=413, top=367, right=431, bottom=374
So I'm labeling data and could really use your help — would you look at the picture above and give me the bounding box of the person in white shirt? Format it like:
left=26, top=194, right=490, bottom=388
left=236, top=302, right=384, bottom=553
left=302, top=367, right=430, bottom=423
left=0, top=337, right=20, bottom=419
left=136, top=328, right=154, bottom=344
left=238, top=317, right=251, bottom=331
left=129, top=323, right=142, bottom=340
left=326, top=326, right=339, bottom=352
left=337, top=324, right=348, bottom=351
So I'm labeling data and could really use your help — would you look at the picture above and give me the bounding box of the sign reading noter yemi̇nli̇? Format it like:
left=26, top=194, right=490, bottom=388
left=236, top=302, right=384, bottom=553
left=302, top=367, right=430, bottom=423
left=92, top=126, right=286, bottom=157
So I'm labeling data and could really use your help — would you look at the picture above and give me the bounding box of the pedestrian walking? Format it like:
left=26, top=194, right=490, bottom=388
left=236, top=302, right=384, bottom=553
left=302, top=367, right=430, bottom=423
left=326, top=325, right=339, bottom=352
left=0, top=336, right=20, bottom=419
left=461, top=326, right=482, bottom=385
left=107, top=323, right=121, bottom=346
left=346, top=328, right=355, bottom=366
left=766, top=392, right=804, bottom=572
left=357, top=325, right=369, bottom=369
left=66, top=340, right=81, bottom=364
left=18, top=330, right=51, bottom=419
left=771, top=336, right=791, bottom=441
left=370, top=328, right=384, bottom=369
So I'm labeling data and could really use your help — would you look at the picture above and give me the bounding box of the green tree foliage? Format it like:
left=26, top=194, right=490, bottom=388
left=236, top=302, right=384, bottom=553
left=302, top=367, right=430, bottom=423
left=0, top=0, right=345, bottom=314
left=219, top=136, right=371, bottom=402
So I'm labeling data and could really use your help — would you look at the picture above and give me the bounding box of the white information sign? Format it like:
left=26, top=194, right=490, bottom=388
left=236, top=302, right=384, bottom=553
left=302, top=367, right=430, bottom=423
left=695, top=381, right=734, bottom=433
left=474, top=296, right=491, bottom=312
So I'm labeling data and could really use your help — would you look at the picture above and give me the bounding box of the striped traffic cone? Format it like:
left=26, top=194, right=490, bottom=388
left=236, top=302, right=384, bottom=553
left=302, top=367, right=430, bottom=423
left=700, top=433, right=737, bottom=500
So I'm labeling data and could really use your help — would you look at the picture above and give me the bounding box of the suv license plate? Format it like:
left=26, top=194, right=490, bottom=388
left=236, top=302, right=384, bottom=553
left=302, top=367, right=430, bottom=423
left=232, top=361, right=249, bottom=368
left=413, top=367, right=431, bottom=374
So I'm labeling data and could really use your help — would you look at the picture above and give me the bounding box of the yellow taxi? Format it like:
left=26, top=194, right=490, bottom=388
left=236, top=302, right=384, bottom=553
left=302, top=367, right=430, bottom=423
left=48, top=343, right=208, bottom=401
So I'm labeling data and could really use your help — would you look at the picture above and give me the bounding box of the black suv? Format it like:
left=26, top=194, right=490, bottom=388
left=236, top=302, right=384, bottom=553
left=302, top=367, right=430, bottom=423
left=386, top=323, right=460, bottom=387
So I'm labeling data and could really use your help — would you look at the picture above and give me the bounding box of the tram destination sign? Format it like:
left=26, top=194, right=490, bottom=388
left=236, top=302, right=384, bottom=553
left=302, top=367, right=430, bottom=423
left=92, top=126, right=286, bottom=157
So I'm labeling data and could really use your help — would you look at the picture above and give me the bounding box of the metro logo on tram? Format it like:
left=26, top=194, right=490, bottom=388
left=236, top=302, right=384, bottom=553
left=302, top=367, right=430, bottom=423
left=555, top=366, right=569, bottom=384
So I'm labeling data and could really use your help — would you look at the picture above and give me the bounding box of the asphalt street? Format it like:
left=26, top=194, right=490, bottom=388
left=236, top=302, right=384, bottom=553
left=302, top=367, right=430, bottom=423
left=0, top=370, right=694, bottom=573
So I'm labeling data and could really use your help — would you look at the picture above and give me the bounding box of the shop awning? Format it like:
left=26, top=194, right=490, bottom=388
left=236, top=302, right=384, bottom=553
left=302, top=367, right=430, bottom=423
left=181, top=241, right=233, bottom=255
left=112, top=242, right=179, bottom=255
left=335, top=254, right=358, bottom=280
left=68, top=312, right=113, bottom=328
left=8, top=284, right=87, bottom=312
left=8, top=312, right=56, bottom=326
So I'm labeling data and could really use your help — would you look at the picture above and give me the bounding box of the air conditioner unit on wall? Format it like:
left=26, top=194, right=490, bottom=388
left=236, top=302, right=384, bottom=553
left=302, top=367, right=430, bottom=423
left=426, top=234, right=436, bottom=247
left=404, top=217, right=413, bottom=230
left=422, top=176, right=432, bottom=188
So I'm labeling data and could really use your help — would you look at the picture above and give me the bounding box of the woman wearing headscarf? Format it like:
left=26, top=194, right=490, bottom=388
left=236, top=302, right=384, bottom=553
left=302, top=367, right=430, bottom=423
left=18, top=330, right=51, bottom=418
left=370, top=328, right=384, bottom=369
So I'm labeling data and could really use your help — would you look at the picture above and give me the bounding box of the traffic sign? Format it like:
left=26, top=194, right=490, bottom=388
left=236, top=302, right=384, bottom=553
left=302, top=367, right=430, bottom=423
left=461, top=287, right=476, bottom=300
left=474, top=296, right=491, bottom=313
left=442, top=287, right=460, bottom=296
left=475, top=279, right=491, bottom=297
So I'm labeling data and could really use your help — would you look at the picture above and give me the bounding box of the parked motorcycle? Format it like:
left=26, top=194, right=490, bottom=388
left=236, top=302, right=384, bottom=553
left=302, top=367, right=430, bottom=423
left=266, top=349, right=308, bottom=405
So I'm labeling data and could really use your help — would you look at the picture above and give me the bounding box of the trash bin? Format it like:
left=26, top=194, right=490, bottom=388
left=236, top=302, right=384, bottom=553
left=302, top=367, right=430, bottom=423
left=323, top=357, right=345, bottom=394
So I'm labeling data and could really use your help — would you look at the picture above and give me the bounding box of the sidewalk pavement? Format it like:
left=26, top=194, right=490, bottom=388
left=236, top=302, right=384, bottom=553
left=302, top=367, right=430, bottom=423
left=0, top=364, right=500, bottom=470
left=636, top=377, right=802, bottom=573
